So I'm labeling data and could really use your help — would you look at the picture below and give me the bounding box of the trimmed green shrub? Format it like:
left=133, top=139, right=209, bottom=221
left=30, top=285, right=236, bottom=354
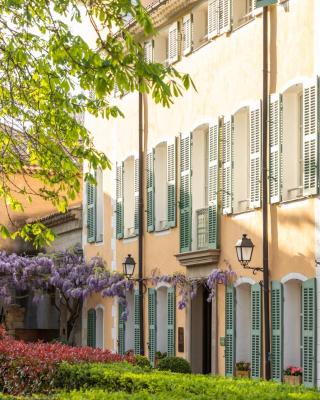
left=157, top=357, right=191, bottom=373
left=135, top=355, right=151, bottom=369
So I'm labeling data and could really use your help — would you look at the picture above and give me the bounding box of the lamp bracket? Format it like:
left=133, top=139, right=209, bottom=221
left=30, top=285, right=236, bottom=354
left=242, top=265, right=264, bottom=275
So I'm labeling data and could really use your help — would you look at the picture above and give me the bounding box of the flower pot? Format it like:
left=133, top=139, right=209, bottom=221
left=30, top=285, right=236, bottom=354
left=236, top=370, right=250, bottom=378
left=283, top=375, right=302, bottom=385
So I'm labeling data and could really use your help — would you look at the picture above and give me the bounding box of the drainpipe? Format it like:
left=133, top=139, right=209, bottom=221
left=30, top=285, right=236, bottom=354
left=138, top=91, right=145, bottom=355
left=262, top=5, right=271, bottom=381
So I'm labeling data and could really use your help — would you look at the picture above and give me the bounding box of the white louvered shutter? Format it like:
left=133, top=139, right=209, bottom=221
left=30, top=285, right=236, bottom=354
left=208, top=0, right=219, bottom=39
left=222, top=116, right=233, bottom=215
left=269, top=93, right=282, bottom=204
left=168, top=22, right=179, bottom=64
left=144, top=40, right=154, bottom=63
left=208, top=120, right=220, bottom=248
left=167, top=137, right=177, bottom=228
left=183, top=14, right=192, bottom=56
left=134, top=157, right=140, bottom=235
left=219, top=0, right=231, bottom=34
left=303, top=79, right=319, bottom=196
left=249, top=101, right=262, bottom=208
left=116, top=163, right=124, bottom=239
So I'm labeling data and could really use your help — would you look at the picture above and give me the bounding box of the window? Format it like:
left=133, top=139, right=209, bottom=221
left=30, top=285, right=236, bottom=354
left=115, top=156, right=139, bottom=239
left=191, top=125, right=208, bottom=250
left=192, top=2, right=208, bottom=49
left=233, top=0, right=256, bottom=29
left=86, top=168, right=103, bottom=243
left=233, top=107, right=250, bottom=213
left=282, top=85, right=303, bottom=200
left=154, top=143, right=168, bottom=231
left=123, top=156, right=135, bottom=238
left=147, top=139, right=176, bottom=233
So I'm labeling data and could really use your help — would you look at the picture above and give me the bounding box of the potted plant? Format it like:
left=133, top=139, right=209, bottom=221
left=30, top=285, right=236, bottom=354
left=235, top=361, right=250, bottom=378
left=283, top=366, right=303, bottom=385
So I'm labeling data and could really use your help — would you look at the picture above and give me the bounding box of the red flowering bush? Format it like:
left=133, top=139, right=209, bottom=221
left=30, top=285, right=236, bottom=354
left=0, top=325, right=135, bottom=395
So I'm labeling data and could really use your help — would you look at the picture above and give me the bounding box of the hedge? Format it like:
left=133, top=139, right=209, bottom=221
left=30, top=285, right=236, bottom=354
left=53, top=363, right=320, bottom=400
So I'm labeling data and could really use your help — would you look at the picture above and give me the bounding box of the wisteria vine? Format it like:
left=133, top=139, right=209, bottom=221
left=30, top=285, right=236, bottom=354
left=151, top=261, right=237, bottom=310
left=0, top=251, right=236, bottom=337
left=0, top=251, right=133, bottom=339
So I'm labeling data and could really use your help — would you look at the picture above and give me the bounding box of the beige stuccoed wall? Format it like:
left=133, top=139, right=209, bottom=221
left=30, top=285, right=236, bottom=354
left=84, top=0, right=317, bottom=372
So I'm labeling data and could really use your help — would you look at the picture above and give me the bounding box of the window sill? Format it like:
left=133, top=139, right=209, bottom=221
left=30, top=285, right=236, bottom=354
left=230, top=208, right=257, bottom=217
left=123, top=235, right=138, bottom=244
left=279, top=196, right=308, bottom=206
left=153, top=228, right=171, bottom=237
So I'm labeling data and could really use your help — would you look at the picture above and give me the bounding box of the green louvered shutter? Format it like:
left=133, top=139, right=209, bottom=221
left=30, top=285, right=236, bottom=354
left=303, top=79, right=319, bottom=196
left=249, top=101, right=262, bottom=209
left=271, top=281, right=283, bottom=382
left=87, top=308, right=96, bottom=348
left=208, top=121, right=220, bottom=248
left=251, top=283, right=262, bottom=379
left=167, top=287, right=176, bottom=357
left=134, top=288, right=141, bottom=355
left=222, top=116, right=233, bottom=215
left=269, top=94, right=282, bottom=204
left=147, top=150, right=155, bottom=232
left=302, top=278, right=316, bottom=387
left=118, top=303, right=125, bottom=355
left=87, top=177, right=97, bottom=243
left=167, top=138, right=177, bottom=228
left=116, top=163, right=124, bottom=239
left=148, top=288, right=157, bottom=366
left=225, top=285, right=235, bottom=376
left=180, top=133, right=192, bottom=252
left=134, top=157, right=140, bottom=235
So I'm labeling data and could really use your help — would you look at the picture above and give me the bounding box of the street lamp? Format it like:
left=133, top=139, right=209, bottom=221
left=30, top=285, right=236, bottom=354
left=235, top=234, right=254, bottom=267
left=235, top=234, right=263, bottom=274
left=122, top=254, right=136, bottom=278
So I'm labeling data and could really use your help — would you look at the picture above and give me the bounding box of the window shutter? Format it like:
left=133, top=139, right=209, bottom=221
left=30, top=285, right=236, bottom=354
left=134, top=288, right=141, bottom=355
left=222, top=116, right=233, bottom=215
left=167, top=287, right=176, bottom=357
left=208, top=121, right=220, bottom=248
left=219, top=0, right=231, bottom=34
left=302, top=278, right=316, bottom=387
left=183, top=14, right=192, bottom=56
left=249, top=101, right=262, bottom=208
left=87, top=308, right=96, bottom=348
left=134, top=157, right=140, bottom=235
left=86, top=178, right=97, bottom=243
left=225, top=285, right=235, bottom=377
left=269, top=94, right=282, bottom=204
left=167, top=137, right=177, bottom=228
left=118, top=302, right=125, bottom=355
left=271, top=281, right=283, bottom=382
left=251, top=283, right=262, bottom=379
left=116, top=163, right=124, bottom=239
left=147, top=150, right=155, bottom=232
left=303, top=79, right=319, bottom=196
left=148, top=288, right=157, bottom=367
left=180, top=132, right=192, bottom=253
left=168, top=22, right=179, bottom=64
left=208, top=0, right=219, bottom=39
left=144, top=40, right=154, bottom=63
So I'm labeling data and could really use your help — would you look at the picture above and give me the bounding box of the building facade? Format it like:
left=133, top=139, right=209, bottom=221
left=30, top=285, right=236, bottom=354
left=83, top=0, right=320, bottom=387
